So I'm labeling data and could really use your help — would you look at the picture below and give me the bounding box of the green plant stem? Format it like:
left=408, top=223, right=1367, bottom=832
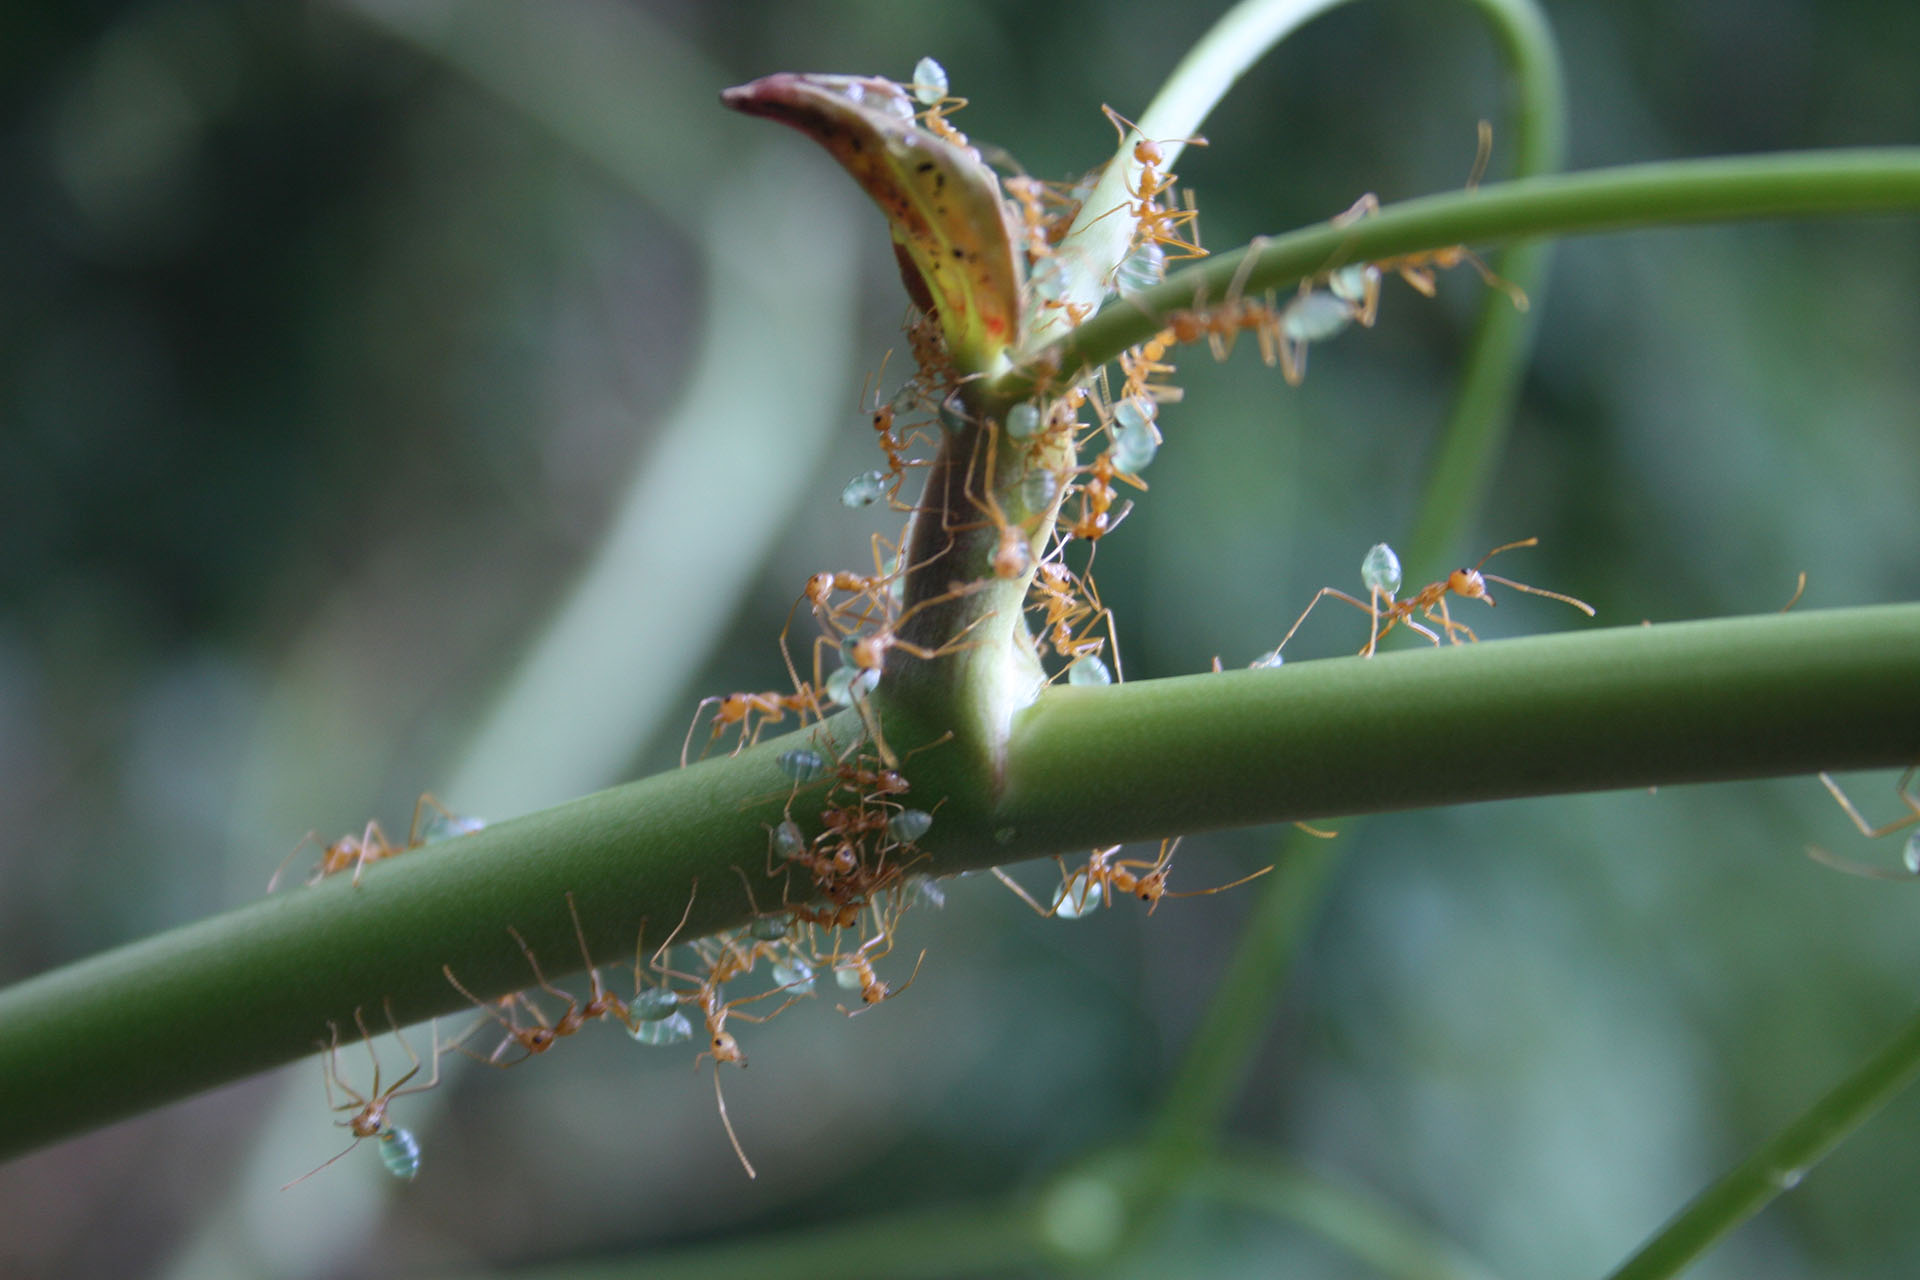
left=993, top=605, right=1920, bottom=852
left=1151, top=833, right=1342, bottom=1151
left=1605, top=1002, right=1920, bottom=1280
left=995, top=148, right=1920, bottom=402
left=488, top=1195, right=1040, bottom=1280
left=2, top=606, right=1917, bottom=1158
left=1403, top=0, right=1564, bottom=569
left=1138, top=0, right=1564, bottom=1199
left=1196, top=1147, right=1509, bottom=1280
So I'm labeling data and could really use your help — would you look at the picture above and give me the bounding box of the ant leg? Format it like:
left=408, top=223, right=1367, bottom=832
left=681, top=696, right=725, bottom=769
left=441, top=965, right=537, bottom=1066
left=713, top=1066, right=755, bottom=1179
left=349, top=820, right=390, bottom=889
left=268, top=831, right=322, bottom=895
left=1331, top=192, right=1380, bottom=228
left=1277, top=587, right=1380, bottom=657
left=650, top=879, right=700, bottom=977
left=406, top=793, right=444, bottom=846
left=1806, top=772, right=1920, bottom=880
left=1820, top=769, right=1920, bottom=840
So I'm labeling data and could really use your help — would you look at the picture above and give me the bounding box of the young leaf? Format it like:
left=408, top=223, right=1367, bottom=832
left=722, top=71, right=1025, bottom=374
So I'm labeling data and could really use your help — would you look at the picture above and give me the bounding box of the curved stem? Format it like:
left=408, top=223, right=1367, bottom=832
left=996, top=149, right=1920, bottom=402
left=3, top=606, right=1919, bottom=1158
left=1022, top=0, right=1351, bottom=354
left=1403, top=0, right=1564, bottom=570
left=1604, top=1002, right=1920, bottom=1280
left=1141, top=0, right=1565, bottom=1195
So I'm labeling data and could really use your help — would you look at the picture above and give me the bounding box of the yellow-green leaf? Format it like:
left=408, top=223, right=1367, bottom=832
left=722, top=72, right=1024, bottom=375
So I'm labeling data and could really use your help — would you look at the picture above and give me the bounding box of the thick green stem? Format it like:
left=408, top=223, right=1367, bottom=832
left=3, top=606, right=1917, bottom=1159
left=993, top=605, right=1920, bottom=854
left=1604, top=1002, right=1920, bottom=1280
left=996, top=149, right=1920, bottom=401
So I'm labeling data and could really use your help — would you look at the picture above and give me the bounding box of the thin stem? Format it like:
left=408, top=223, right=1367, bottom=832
left=484, top=1195, right=1040, bottom=1280
left=1196, top=1147, right=1509, bottom=1280
left=1022, top=0, right=1352, bottom=354
left=1141, top=0, right=1565, bottom=1189
left=1605, top=1002, right=1920, bottom=1280
left=1403, top=0, right=1565, bottom=570
left=1151, top=832, right=1342, bottom=1150
left=4, top=607, right=1919, bottom=1158
left=997, top=149, right=1920, bottom=401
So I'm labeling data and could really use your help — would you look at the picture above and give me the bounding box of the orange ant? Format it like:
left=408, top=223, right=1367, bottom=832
left=908, top=56, right=971, bottom=151
left=269, top=792, right=476, bottom=891
left=1028, top=558, right=1108, bottom=659
left=1060, top=449, right=1142, bottom=544
left=648, top=884, right=810, bottom=1178
left=823, top=896, right=925, bottom=1015
left=787, top=562, right=898, bottom=662
left=1100, top=106, right=1207, bottom=260
left=993, top=837, right=1273, bottom=918
left=1117, top=338, right=1182, bottom=406
left=282, top=1000, right=439, bottom=1188
left=1806, top=767, right=1920, bottom=880
left=1275, top=538, right=1595, bottom=659
left=444, top=892, right=636, bottom=1064
left=858, top=356, right=936, bottom=512
left=842, top=576, right=996, bottom=678
left=681, top=685, right=827, bottom=767
left=1003, top=173, right=1063, bottom=263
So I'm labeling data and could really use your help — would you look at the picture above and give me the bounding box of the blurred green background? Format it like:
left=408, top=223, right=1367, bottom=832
left=2, top=1, right=1918, bottom=1277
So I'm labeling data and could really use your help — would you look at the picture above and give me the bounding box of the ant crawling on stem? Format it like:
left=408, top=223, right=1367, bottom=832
left=992, top=837, right=1274, bottom=920
left=443, top=891, right=636, bottom=1063
left=647, top=880, right=813, bottom=1178
left=1273, top=537, right=1595, bottom=659
left=268, top=792, right=482, bottom=891
left=1100, top=105, right=1208, bottom=261
left=282, top=999, right=439, bottom=1189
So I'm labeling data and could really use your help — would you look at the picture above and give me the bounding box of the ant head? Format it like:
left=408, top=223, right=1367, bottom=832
left=527, top=1028, right=557, bottom=1052
left=1447, top=567, right=1489, bottom=600
left=862, top=981, right=890, bottom=1005
left=1135, top=871, right=1166, bottom=902
left=805, top=572, right=834, bottom=603
left=712, top=1031, right=742, bottom=1063
left=1134, top=138, right=1163, bottom=166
